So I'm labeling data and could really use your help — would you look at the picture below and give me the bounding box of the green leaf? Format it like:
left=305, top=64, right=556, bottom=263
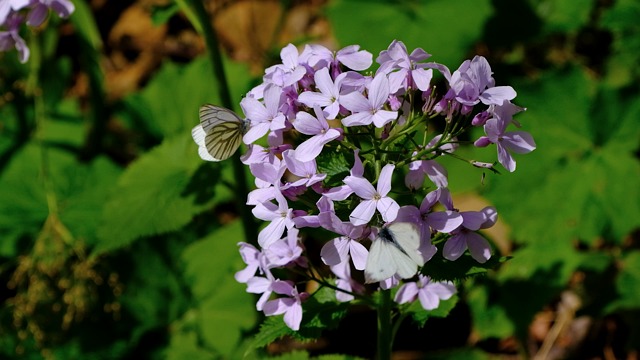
left=121, top=56, right=254, bottom=140
left=466, top=283, right=514, bottom=339
left=532, top=0, right=592, bottom=34
left=608, top=251, right=640, bottom=312
left=484, top=67, right=640, bottom=245
left=152, top=2, right=180, bottom=25
left=406, top=295, right=458, bottom=327
left=181, top=221, right=256, bottom=356
left=326, top=0, right=493, bottom=67
left=316, top=150, right=351, bottom=188
left=0, top=143, right=120, bottom=256
left=250, top=316, right=296, bottom=350
left=94, top=135, right=211, bottom=254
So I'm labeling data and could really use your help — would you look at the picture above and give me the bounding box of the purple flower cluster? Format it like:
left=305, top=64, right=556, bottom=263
left=214, top=40, right=535, bottom=330
left=0, top=0, right=74, bottom=63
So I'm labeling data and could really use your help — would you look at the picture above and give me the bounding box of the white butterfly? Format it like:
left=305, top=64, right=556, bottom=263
left=192, top=104, right=249, bottom=161
left=364, top=222, right=424, bottom=283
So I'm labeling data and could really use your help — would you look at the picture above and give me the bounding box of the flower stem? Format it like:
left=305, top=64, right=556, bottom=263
left=377, top=289, right=393, bottom=360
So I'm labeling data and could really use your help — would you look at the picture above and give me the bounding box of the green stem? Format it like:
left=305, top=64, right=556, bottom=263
left=186, top=0, right=258, bottom=244
left=377, top=289, right=393, bottom=360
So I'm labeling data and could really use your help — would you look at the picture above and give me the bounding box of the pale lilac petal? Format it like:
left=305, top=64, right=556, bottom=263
left=376, top=197, right=399, bottom=223
left=427, top=211, right=463, bottom=233
left=394, top=282, right=419, bottom=304
left=323, top=185, right=353, bottom=201
left=235, top=264, right=258, bottom=283
left=263, top=298, right=289, bottom=316
left=428, top=282, right=456, bottom=300
left=314, top=67, right=334, bottom=97
left=26, top=4, right=48, bottom=26
left=343, top=175, right=376, bottom=199
left=337, top=45, right=373, bottom=70
left=417, top=288, right=440, bottom=310
left=418, top=242, right=437, bottom=263
left=243, top=122, right=271, bottom=144
left=294, top=111, right=324, bottom=135
left=50, top=0, right=75, bottom=18
left=271, top=280, right=295, bottom=295
left=480, top=86, right=516, bottom=105
left=371, top=110, right=398, bottom=128
left=368, top=73, right=390, bottom=109
left=443, top=233, right=467, bottom=261
left=283, top=301, right=303, bottom=330
left=340, top=91, right=371, bottom=113
left=252, top=202, right=279, bottom=221
left=247, top=276, right=271, bottom=294
left=320, top=238, right=350, bottom=266
left=502, top=131, right=537, bottom=154
left=423, top=160, right=448, bottom=188
left=280, top=44, right=299, bottom=69
left=461, top=211, right=487, bottom=231
left=295, top=131, right=340, bottom=162
left=466, top=232, right=491, bottom=263
left=349, top=241, right=369, bottom=270
left=376, top=164, right=395, bottom=196
left=395, top=206, right=421, bottom=224
left=342, top=111, right=373, bottom=127
left=412, top=68, right=433, bottom=91
left=298, top=91, right=332, bottom=108
left=349, top=199, right=377, bottom=225
left=335, top=278, right=354, bottom=302
left=498, top=144, right=516, bottom=172
left=258, top=217, right=287, bottom=248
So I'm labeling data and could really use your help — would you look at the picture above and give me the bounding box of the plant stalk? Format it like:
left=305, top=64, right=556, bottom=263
left=377, top=289, right=393, bottom=360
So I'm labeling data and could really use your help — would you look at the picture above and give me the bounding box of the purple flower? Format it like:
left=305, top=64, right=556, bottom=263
left=0, top=0, right=28, bottom=24
left=282, top=149, right=326, bottom=187
left=298, top=68, right=349, bottom=119
left=449, top=55, right=516, bottom=107
left=247, top=157, right=286, bottom=205
left=394, top=275, right=456, bottom=310
left=252, top=190, right=295, bottom=249
left=263, top=280, right=308, bottom=331
left=330, top=260, right=364, bottom=302
left=246, top=275, right=275, bottom=311
left=475, top=104, right=536, bottom=172
left=264, top=227, right=305, bottom=268
left=396, top=189, right=463, bottom=242
left=303, top=44, right=373, bottom=75
left=293, top=106, right=342, bottom=162
left=264, top=43, right=307, bottom=87
left=0, top=13, right=28, bottom=63
left=242, top=84, right=287, bottom=144
left=235, top=242, right=268, bottom=283
left=341, top=73, right=398, bottom=128
left=344, top=164, right=399, bottom=225
left=27, top=0, right=75, bottom=27
left=376, top=40, right=433, bottom=92
left=443, top=206, right=498, bottom=263
left=319, top=212, right=369, bottom=270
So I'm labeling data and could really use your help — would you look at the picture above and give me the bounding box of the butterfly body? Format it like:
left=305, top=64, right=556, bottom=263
left=364, top=222, right=423, bottom=283
left=192, top=104, right=248, bottom=161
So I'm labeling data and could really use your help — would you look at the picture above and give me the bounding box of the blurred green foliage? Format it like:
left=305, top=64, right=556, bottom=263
left=0, top=0, right=638, bottom=358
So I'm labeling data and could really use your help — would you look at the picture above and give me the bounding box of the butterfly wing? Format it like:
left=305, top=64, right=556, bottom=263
left=204, top=121, right=244, bottom=161
left=364, top=222, right=423, bottom=283
left=193, top=104, right=247, bottom=161
left=199, top=104, right=243, bottom=131
left=387, top=222, right=423, bottom=265
left=364, top=237, right=398, bottom=283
